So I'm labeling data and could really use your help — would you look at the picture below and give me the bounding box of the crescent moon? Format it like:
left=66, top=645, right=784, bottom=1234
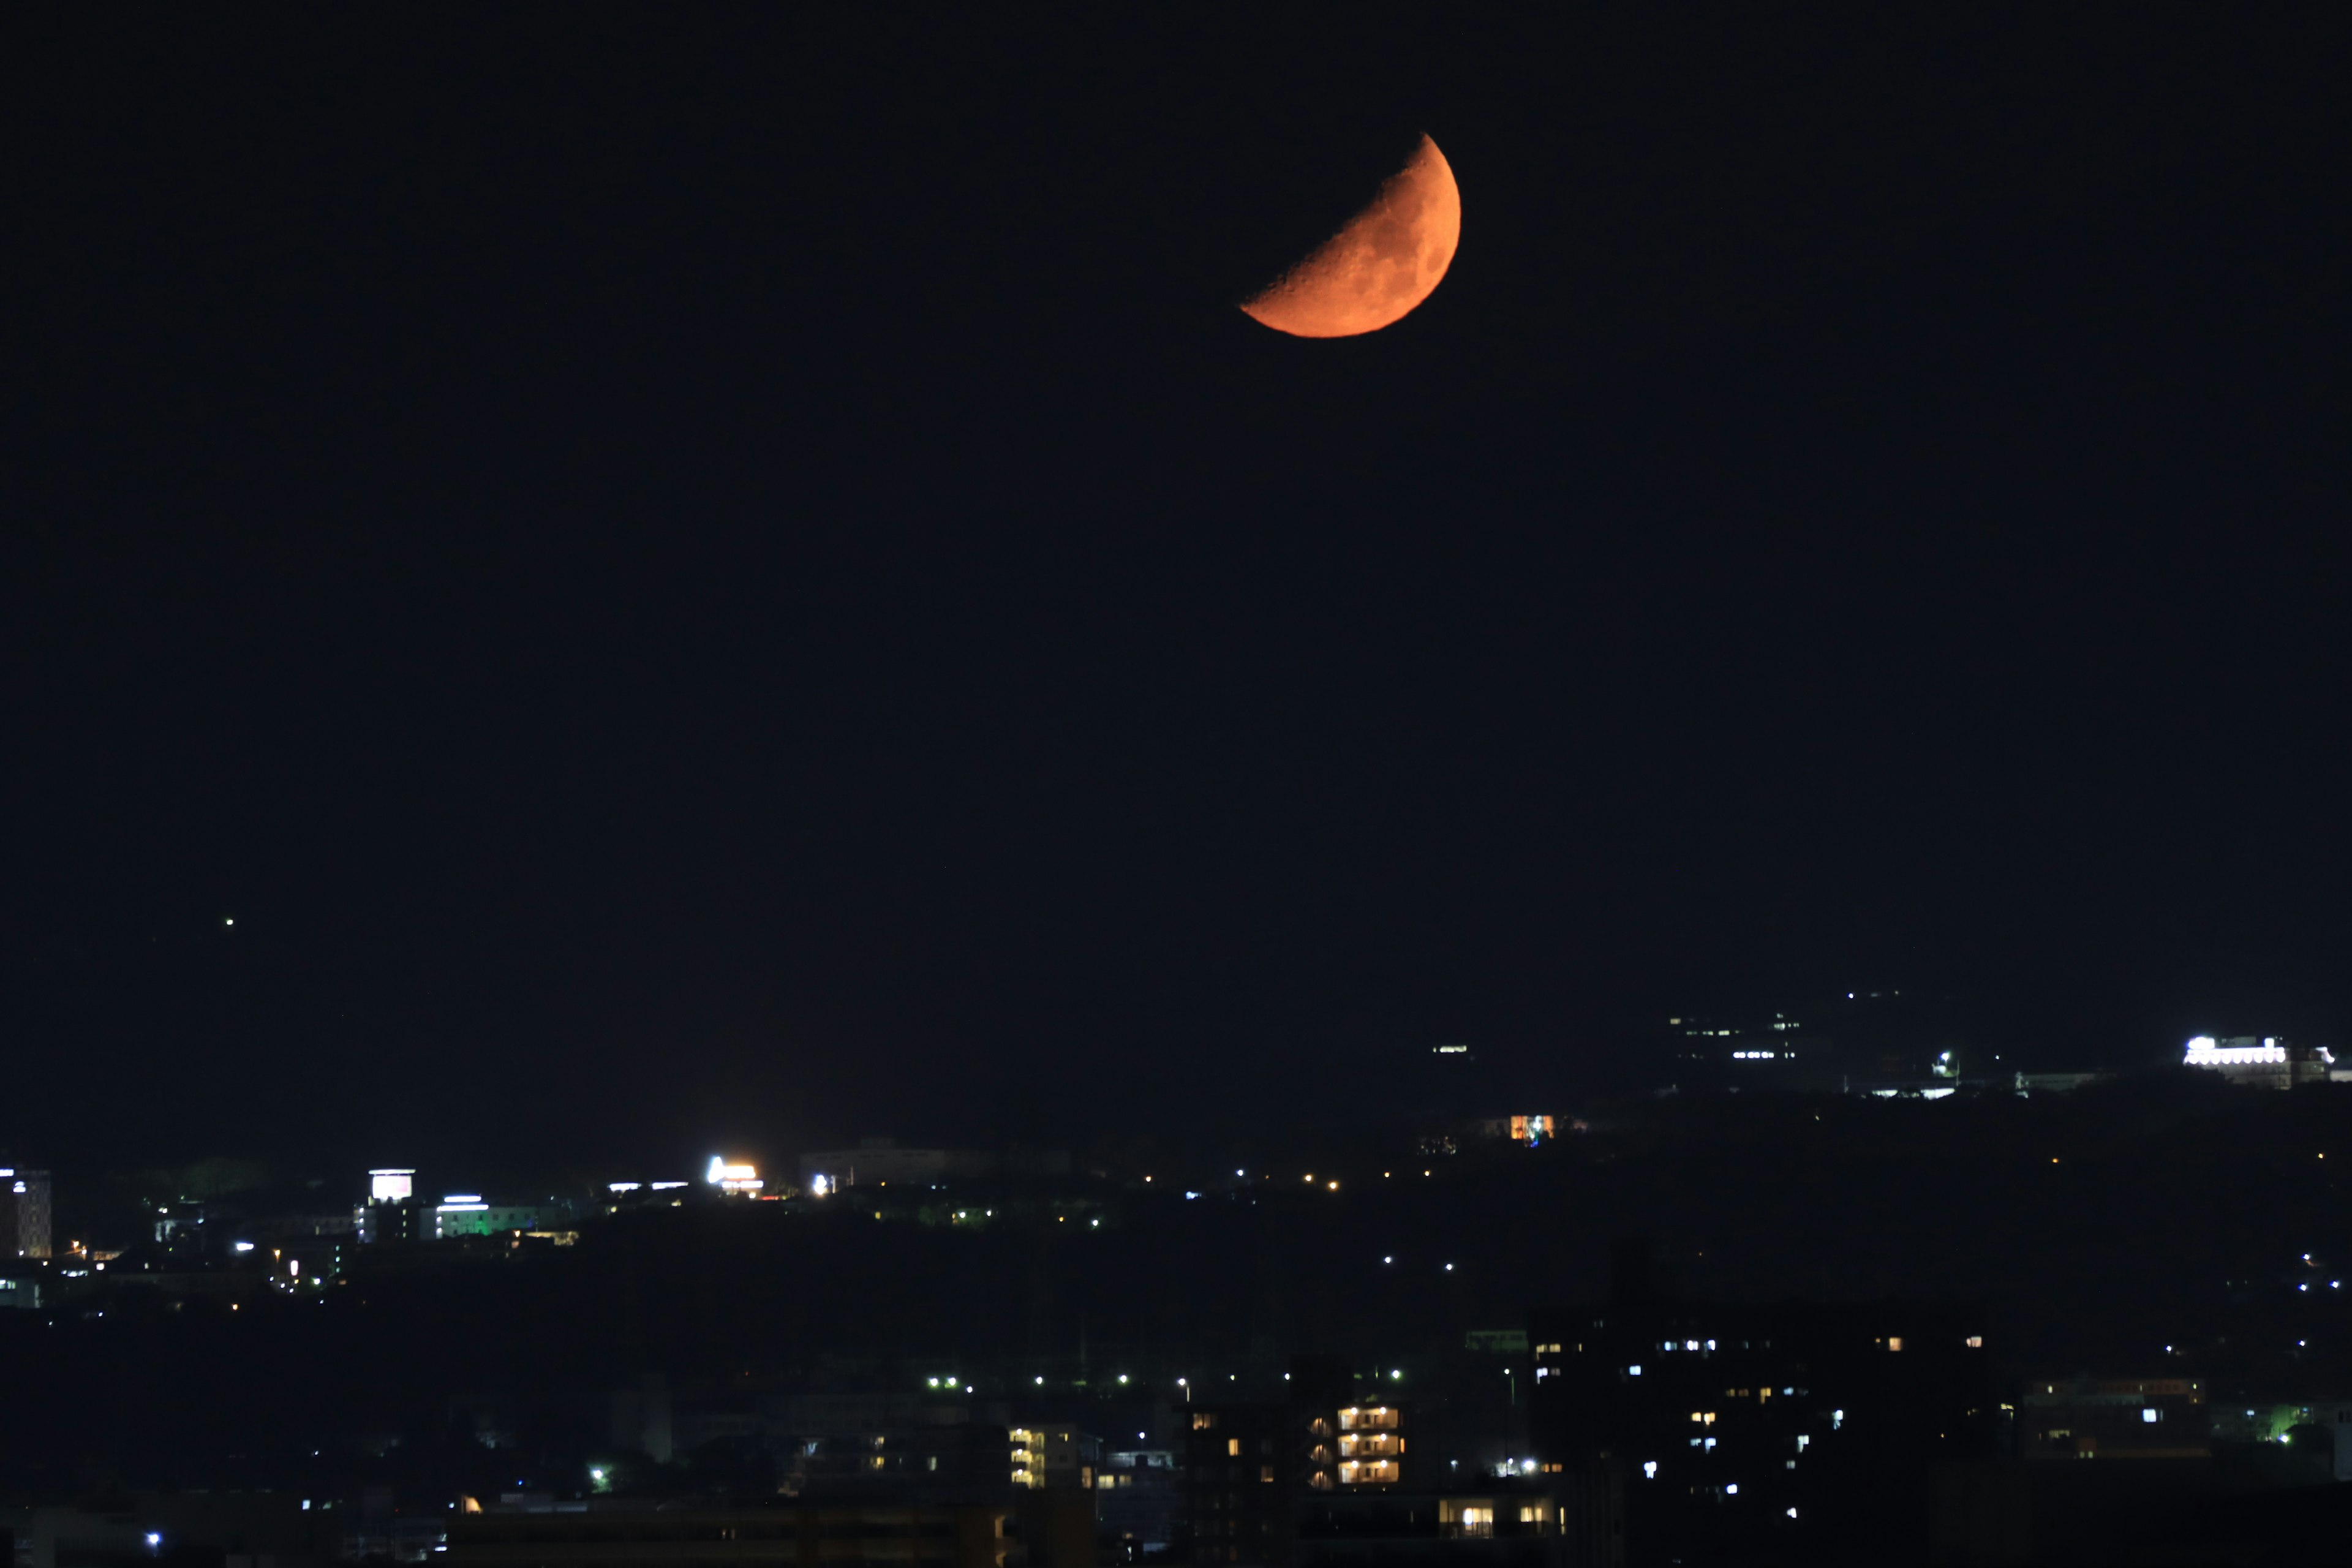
left=1241, top=135, right=1461, bottom=339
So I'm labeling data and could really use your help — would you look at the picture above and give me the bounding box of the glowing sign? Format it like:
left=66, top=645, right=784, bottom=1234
left=368, top=1169, right=414, bottom=1203
left=706, top=1156, right=764, bottom=1194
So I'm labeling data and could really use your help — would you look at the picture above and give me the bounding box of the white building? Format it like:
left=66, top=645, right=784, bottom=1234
left=2182, top=1036, right=2333, bottom=1091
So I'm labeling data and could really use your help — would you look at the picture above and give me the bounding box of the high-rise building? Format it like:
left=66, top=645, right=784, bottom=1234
left=1529, top=1243, right=1994, bottom=1564
left=0, top=1167, right=52, bottom=1259
left=1184, top=1359, right=1418, bottom=1566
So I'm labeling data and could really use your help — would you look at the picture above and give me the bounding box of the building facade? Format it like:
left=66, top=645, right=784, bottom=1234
left=0, top=1167, right=53, bottom=1259
left=1528, top=1251, right=1994, bottom=1564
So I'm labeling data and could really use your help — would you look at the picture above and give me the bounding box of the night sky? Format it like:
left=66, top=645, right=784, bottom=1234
left=7, top=8, right=2346, bottom=1181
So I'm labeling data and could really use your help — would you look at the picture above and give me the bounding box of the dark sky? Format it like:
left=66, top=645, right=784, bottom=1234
left=6, top=7, right=2346, bottom=1181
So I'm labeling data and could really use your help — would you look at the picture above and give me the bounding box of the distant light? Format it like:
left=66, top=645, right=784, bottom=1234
left=1118, top=1374, right=1129, bottom=1385
left=1327, top=1180, right=1340, bottom=1191
left=607, top=1182, right=641, bottom=1193
left=224, top=918, right=234, bottom=927
left=706, top=1157, right=761, bottom=1193
left=1036, top=1376, right=1045, bottom=1385
left=1628, top=1365, right=1642, bottom=1377
left=233, top=1241, right=255, bottom=1253
left=2185, top=1038, right=2286, bottom=1066
left=1785, top=1507, right=1798, bottom=1520
left=146, top=1535, right=162, bottom=1549
left=1391, top=1370, right=1403, bottom=1379
left=811, top=1174, right=834, bottom=1197
left=368, top=1169, right=415, bottom=1204
left=1642, top=1461, right=1657, bottom=1479
left=1725, top=1484, right=1738, bottom=1495
left=2141, top=1409, right=2159, bottom=1423
left=1444, top=1263, right=1454, bottom=1272
left=1383, top=1256, right=1393, bottom=1265
left=1235, top=1169, right=1245, bottom=1177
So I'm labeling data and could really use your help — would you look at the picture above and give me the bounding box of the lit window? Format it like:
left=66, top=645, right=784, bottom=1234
left=1194, top=1414, right=1218, bottom=1431
left=2141, top=1409, right=2160, bottom=1424
left=1227, top=1438, right=1242, bottom=1457
left=1887, top=1336, right=1904, bottom=1352
left=1966, top=1336, right=1983, bottom=1349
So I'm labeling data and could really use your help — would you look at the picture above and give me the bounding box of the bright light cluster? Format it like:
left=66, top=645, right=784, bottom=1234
left=368, top=1169, right=414, bottom=1203
left=705, top=1156, right=763, bottom=1194
left=2184, top=1036, right=2287, bottom=1065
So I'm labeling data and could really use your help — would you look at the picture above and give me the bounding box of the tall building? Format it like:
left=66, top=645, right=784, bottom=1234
left=1184, top=1359, right=1416, bottom=1566
left=1528, top=1244, right=1994, bottom=1565
left=0, top=1167, right=52, bottom=1259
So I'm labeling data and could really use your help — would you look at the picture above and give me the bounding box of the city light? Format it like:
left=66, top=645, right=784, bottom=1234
left=2184, top=1036, right=2286, bottom=1066
left=369, top=1169, right=415, bottom=1204
left=706, top=1157, right=763, bottom=1194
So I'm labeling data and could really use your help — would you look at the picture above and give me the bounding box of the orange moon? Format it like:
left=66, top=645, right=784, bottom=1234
left=1240, top=135, right=1460, bottom=339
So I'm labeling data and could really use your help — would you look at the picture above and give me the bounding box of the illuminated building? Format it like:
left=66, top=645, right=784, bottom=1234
left=2018, top=1376, right=2209, bottom=1460
left=0, top=1167, right=52, bottom=1259
left=1529, top=1245, right=1993, bottom=1564
left=2181, top=1036, right=2332, bottom=1091
left=1184, top=1359, right=1417, bottom=1566
left=1097, top=1450, right=1180, bottom=1550
left=433, top=1197, right=565, bottom=1238
left=1294, top=1482, right=1621, bottom=1568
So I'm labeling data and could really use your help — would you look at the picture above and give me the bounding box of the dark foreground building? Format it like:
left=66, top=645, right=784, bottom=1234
left=448, top=1504, right=1024, bottom=1568
left=1529, top=1245, right=1996, bottom=1564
